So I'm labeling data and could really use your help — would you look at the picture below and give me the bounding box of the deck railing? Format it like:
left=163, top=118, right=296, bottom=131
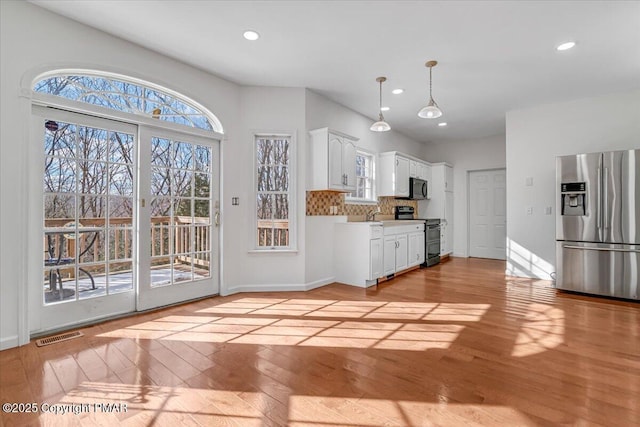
left=44, top=216, right=211, bottom=269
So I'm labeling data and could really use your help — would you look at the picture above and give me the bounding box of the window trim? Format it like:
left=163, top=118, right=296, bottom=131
left=346, top=148, right=377, bottom=204
left=252, top=131, right=296, bottom=251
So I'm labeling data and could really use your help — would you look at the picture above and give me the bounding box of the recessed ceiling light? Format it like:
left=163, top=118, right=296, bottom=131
left=438, top=122, right=447, bottom=127
left=381, top=106, right=390, bottom=112
left=556, top=41, right=575, bottom=51
left=392, top=89, right=404, bottom=95
left=243, top=30, right=260, bottom=41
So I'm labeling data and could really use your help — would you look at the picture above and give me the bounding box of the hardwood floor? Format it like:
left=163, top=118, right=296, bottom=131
left=1, top=258, right=639, bottom=426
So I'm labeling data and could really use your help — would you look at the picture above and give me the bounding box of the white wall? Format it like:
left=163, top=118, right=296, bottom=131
left=505, top=90, right=640, bottom=279
left=226, top=86, right=308, bottom=293
left=422, top=135, right=506, bottom=257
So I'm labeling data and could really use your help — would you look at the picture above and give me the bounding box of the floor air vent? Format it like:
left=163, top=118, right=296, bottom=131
left=36, top=330, right=83, bottom=347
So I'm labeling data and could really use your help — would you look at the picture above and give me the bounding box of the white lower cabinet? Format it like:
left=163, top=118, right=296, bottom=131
left=408, top=231, right=425, bottom=268
left=334, top=223, right=384, bottom=287
left=382, top=222, right=425, bottom=276
left=383, top=236, right=397, bottom=276
left=370, top=237, right=383, bottom=280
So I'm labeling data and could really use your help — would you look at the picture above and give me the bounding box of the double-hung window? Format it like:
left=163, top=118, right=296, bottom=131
left=255, top=134, right=295, bottom=250
left=347, top=149, right=376, bottom=203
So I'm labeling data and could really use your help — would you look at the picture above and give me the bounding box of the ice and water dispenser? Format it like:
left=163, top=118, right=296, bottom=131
left=560, top=182, right=586, bottom=216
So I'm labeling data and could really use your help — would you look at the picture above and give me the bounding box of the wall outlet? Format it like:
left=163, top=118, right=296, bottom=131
left=545, top=206, right=552, bottom=215
left=231, top=197, right=239, bottom=206
left=527, top=207, right=533, bottom=215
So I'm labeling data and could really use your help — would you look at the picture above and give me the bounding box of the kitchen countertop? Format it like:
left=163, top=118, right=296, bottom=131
left=342, top=219, right=425, bottom=226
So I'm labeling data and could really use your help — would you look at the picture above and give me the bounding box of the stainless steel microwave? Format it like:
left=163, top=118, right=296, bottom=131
left=409, top=177, right=428, bottom=200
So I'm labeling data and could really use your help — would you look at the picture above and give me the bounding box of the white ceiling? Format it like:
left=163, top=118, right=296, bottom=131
left=29, top=1, right=640, bottom=144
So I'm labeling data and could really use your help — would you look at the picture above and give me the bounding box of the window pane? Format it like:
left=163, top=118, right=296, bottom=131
left=152, top=138, right=171, bottom=167
left=110, top=132, right=134, bottom=164
left=44, top=157, right=76, bottom=193
left=79, top=126, right=108, bottom=161
left=195, top=145, right=211, bottom=172
left=257, top=194, right=273, bottom=220
left=110, top=164, right=133, bottom=196
left=78, top=195, right=107, bottom=220
left=79, top=161, right=107, bottom=194
left=194, top=173, right=210, bottom=198
left=45, top=121, right=75, bottom=158
left=172, top=169, right=193, bottom=198
left=34, top=75, right=216, bottom=131
left=44, top=194, right=75, bottom=220
left=273, top=194, right=289, bottom=220
left=174, top=141, right=194, bottom=170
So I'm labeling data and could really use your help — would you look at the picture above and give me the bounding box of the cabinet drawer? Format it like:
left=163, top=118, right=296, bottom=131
left=370, top=226, right=383, bottom=239
left=384, top=223, right=424, bottom=235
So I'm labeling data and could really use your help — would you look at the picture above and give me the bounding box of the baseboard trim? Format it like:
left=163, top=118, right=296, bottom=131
left=0, top=335, right=19, bottom=351
left=226, top=277, right=335, bottom=295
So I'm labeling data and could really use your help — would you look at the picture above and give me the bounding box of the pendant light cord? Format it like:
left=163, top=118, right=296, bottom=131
left=429, top=66, right=433, bottom=99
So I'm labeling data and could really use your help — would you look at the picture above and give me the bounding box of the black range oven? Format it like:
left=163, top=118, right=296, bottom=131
left=395, top=206, right=441, bottom=267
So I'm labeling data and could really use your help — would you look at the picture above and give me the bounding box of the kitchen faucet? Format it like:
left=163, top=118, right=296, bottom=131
left=366, top=208, right=382, bottom=221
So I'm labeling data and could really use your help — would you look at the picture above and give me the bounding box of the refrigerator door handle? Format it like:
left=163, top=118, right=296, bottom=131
left=603, top=167, right=609, bottom=229
left=563, top=245, right=640, bottom=254
left=597, top=167, right=602, bottom=230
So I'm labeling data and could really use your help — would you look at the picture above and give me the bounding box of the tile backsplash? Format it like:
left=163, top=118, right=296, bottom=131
left=306, top=191, right=417, bottom=218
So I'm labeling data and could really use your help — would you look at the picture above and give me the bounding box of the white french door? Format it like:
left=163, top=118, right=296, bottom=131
left=137, top=126, right=219, bottom=311
left=31, top=107, right=219, bottom=333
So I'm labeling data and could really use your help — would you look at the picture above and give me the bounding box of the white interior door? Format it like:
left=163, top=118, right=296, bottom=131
left=469, top=169, right=506, bottom=260
left=31, top=107, right=137, bottom=332
left=137, top=126, right=220, bottom=311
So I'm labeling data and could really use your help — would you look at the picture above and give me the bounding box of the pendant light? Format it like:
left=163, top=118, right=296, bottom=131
left=370, top=76, right=391, bottom=132
left=418, top=60, right=443, bottom=119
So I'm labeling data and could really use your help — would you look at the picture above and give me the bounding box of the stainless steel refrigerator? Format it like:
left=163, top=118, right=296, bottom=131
left=556, top=149, right=639, bottom=300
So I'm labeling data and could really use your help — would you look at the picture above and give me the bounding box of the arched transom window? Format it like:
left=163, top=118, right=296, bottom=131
left=34, top=74, right=219, bottom=132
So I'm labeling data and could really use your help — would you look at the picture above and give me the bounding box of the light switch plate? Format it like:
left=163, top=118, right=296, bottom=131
left=527, top=207, right=533, bottom=215
left=525, top=177, right=534, bottom=186
left=545, top=206, right=552, bottom=215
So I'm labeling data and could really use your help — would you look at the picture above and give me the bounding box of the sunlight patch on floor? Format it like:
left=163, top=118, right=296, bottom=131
left=511, top=303, right=565, bottom=357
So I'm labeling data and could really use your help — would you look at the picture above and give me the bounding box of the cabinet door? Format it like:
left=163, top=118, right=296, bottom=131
left=370, top=238, right=383, bottom=280
left=409, top=160, right=417, bottom=178
left=417, top=231, right=425, bottom=264
left=417, top=163, right=427, bottom=180
left=396, top=234, right=408, bottom=271
left=328, top=134, right=344, bottom=190
left=396, top=156, right=410, bottom=197
left=342, top=138, right=357, bottom=191
left=383, top=236, right=397, bottom=276
left=445, top=191, right=454, bottom=254
left=408, top=233, right=418, bottom=267
left=408, top=232, right=425, bottom=266
left=445, top=165, right=454, bottom=191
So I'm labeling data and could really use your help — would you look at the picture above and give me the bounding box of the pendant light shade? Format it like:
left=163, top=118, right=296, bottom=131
left=418, top=60, right=443, bottom=119
left=370, top=76, right=391, bottom=132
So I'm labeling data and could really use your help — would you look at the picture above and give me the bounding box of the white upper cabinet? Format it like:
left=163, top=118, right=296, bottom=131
left=396, top=156, right=410, bottom=197
left=308, top=128, right=359, bottom=192
left=444, top=163, right=454, bottom=192
left=379, top=152, right=430, bottom=198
